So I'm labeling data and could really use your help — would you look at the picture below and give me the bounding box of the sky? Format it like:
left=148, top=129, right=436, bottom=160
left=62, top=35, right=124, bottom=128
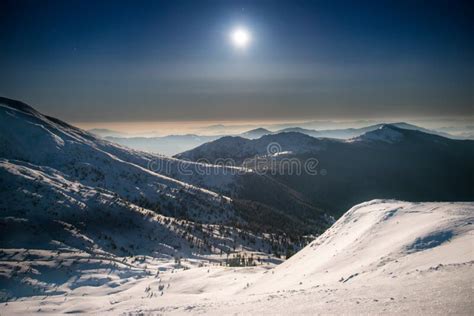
left=0, top=0, right=473, bottom=129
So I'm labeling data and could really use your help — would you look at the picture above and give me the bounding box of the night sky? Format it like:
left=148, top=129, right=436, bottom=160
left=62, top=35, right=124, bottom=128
left=0, top=0, right=472, bottom=124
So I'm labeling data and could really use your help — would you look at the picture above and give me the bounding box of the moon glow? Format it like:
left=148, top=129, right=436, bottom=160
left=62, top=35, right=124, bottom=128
left=230, top=27, right=251, bottom=49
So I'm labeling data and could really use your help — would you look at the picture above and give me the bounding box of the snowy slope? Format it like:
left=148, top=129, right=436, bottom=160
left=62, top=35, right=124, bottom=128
left=0, top=157, right=278, bottom=297
left=251, top=200, right=473, bottom=290
left=0, top=97, right=301, bottom=303
left=0, top=100, right=230, bottom=194
left=2, top=200, right=472, bottom=314
left=0, top=98, right=245, bottom=223
left=0, top=97, right=329, bottom=237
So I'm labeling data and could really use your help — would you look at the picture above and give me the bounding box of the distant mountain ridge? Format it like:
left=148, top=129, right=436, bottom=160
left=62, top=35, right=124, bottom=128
left=240, top=128, right=272, bottom=139
left=177, top=124, right=474, bottom=216
left=88, top=128, right=126, bottom=137
left=276, top=122, right=455, bottom=139
left=96, top=121, right=458, bottom=156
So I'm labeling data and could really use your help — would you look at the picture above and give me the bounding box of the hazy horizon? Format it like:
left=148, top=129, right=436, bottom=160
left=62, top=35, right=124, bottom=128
left=73, top=116, right=474, bottom=137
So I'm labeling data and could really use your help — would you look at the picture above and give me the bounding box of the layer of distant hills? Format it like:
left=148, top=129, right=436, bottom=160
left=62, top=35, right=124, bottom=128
left=91, top=122, right=465, bottom=156
left=176, top=124, right=474, bottom=216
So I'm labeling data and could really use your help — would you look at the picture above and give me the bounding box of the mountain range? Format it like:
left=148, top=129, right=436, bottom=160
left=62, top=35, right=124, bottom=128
left=1, top=96, right=473, bottom=313
left=176, top=124, right=474, bottom=216
left=92, top=122, right=459, bottom=156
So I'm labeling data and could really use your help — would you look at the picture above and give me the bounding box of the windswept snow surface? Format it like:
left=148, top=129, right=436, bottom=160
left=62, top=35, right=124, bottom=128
left=2, top=200, right=473, bottom=314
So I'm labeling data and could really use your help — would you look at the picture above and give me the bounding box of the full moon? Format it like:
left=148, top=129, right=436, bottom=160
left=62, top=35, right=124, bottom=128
left=230, top=27, right=251, bottom=49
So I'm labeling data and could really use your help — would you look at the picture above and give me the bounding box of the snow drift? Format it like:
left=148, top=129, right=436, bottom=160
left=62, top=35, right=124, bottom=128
left=2, top=200, right=472, bottom=314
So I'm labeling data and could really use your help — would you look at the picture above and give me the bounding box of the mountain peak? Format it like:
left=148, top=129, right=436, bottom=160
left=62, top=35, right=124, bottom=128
left=240, top=127, right=272, bottom=139
left=247, top=127, right=270, bottom=133
left=353, top=124, right=405, bottom=143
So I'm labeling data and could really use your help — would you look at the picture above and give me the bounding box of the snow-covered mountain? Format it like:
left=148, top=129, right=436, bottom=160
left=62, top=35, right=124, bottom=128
left=351, top=123, right=460, bottom=144
left=176, top=125, right=474, bottom=216
left=3, top=200, right=472, bottom=314
left=1, top=98, right=331, bottom=241
left=175, top=132, right=333, bottom=164
left=0, top=97, right=237, bottom=223
left=0, top=97, right=337, bottom=303
left=351, top=124, right=405, bottom=143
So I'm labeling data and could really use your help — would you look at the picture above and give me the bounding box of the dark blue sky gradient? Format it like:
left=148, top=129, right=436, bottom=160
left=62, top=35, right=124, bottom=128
left=0, top=0, right=472, bottom=122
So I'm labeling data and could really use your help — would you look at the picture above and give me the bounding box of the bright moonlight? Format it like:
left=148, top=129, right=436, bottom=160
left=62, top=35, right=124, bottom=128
left=230, top=27, right=251, bottom=49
